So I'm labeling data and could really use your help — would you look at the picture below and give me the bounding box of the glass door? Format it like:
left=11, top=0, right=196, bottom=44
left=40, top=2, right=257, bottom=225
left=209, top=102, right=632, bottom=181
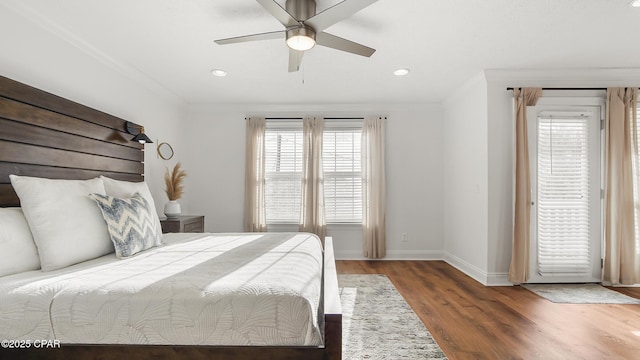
left=527, top=106, right=602, bottom=283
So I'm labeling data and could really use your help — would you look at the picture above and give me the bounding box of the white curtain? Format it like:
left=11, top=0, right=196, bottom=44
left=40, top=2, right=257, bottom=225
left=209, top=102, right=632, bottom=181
left=299, top=116, right=326, bottom=241
left=362, top=116, right=386, bottom=258
left=243, top=117, right=267, bottom=232
left=603, top=87, right=640, bottom=285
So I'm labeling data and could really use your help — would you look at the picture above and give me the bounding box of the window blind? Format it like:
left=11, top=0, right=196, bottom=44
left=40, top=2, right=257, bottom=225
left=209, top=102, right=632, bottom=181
left=536, top=116, right=592, bottom=275
left=323, top=127, right=362, bottom=223
left=264, top=128, right=303, bottom=223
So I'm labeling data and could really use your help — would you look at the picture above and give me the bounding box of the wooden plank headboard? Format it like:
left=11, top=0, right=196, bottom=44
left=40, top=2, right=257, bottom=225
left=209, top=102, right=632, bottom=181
left=0, top=75, right=144, bottom=206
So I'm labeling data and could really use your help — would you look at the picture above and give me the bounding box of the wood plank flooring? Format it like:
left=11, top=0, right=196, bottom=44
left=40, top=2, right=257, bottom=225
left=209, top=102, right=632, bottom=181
left=337, top=260, right=640, bottom=360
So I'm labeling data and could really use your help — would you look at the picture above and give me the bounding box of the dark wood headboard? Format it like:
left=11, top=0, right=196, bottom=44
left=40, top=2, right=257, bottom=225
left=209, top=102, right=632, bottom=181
left=0, top=75, right=144, bottom=206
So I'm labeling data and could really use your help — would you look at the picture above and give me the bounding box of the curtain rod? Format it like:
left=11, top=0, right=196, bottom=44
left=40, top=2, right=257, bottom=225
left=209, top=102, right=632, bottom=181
left=262, top=117, right=365, bottom=120
left=507, top=87, right=636, bottom=91
left=506, top=87, right=607, bottom=91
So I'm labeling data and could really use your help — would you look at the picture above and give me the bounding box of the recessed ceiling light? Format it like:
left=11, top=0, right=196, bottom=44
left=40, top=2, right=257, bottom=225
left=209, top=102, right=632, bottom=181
left=210, top=69, right=227, bottom=77
left=393, top=68, right=410, bottom=76
left=630, top=0, right=640, bottom=7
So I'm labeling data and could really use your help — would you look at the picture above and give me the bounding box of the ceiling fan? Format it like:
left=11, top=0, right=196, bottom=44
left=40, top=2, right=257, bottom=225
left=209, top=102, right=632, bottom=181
left=215, top=0, right=378, bottom=72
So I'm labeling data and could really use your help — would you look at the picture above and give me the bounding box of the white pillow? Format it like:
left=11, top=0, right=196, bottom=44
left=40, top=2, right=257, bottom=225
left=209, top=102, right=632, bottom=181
left=89, top=193, right=163, bottom=258
left=9, top=175, right=113, bottom=271
left=100, top=176, right=163, bottom=238
left=0, top=208, right=40, bottom=277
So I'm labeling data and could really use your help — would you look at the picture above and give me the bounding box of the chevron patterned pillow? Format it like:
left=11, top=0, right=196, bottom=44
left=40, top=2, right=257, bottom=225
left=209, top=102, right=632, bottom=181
left=89, top=192, right=162, bottom=258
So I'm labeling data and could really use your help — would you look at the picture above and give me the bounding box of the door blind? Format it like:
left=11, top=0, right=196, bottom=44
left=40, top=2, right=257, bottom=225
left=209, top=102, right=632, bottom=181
left=536, top=115, right=592, bottom=275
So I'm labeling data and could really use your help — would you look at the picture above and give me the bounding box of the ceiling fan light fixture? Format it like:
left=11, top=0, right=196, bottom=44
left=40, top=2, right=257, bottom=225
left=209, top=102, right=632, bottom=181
left=286, top=26, right=316, bottom=51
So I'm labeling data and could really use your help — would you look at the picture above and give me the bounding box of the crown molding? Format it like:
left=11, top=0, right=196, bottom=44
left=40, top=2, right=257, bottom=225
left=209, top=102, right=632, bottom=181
left=186, top=102, right=443, bottom=114
left=484, top=68, right=640, bottom=86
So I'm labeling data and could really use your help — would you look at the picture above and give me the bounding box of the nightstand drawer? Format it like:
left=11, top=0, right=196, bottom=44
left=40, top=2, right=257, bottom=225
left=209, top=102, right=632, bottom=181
left=183, top=219, right=204, bottom=232
left=160, top=215, right=205, bottom=233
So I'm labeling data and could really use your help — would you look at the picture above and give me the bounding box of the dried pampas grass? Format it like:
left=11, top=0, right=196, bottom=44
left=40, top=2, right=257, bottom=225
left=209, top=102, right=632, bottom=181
left=164, top=162, right=187, bottom=200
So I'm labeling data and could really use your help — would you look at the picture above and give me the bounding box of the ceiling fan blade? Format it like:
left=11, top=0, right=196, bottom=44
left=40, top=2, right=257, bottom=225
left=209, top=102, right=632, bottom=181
left=256, top=0, right=299, bottom=27
left=288, top=48, right=304, bottom=72
left=215, top=30, right=285, bottom=45
left=305, top=0, right=378, bottom=31
left=316, top=32, right=375, bottom=57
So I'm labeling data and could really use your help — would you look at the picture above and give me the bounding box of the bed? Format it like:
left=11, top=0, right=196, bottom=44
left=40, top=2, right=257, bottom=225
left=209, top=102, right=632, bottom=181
left=0, top=75, right=342, bottom=359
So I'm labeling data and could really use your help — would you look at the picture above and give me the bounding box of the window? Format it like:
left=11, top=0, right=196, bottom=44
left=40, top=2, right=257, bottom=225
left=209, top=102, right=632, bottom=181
left=263, top=119, right=362, bottom=224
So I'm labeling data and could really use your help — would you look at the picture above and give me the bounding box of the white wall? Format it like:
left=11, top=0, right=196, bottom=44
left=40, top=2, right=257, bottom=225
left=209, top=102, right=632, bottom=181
left=485, top=79, right=514, bottom=284
left=442, top=73, right=489, bottom=282
left=181, top=105, right=246, bottom=232
left=184, top=103, right=444, bottom=260
left=0, top=4, right=186, bottom=215
left=384, top=105, right=444, bottom=260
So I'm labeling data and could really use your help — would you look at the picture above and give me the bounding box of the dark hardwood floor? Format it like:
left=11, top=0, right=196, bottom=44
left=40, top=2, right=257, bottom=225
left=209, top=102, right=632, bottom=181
left=337, top=260, right=640, bottom=360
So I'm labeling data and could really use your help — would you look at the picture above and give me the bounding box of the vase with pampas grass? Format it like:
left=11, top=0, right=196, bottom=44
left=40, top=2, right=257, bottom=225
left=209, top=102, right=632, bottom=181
left=163, top=162, right=187, bottom=218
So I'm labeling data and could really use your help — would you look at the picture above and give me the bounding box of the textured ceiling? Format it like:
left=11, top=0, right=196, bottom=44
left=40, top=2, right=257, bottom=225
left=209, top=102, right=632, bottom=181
left=3, top=0, right=640, bottom=104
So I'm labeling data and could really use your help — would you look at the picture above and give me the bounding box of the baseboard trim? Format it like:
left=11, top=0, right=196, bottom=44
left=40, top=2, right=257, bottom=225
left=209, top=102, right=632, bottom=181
left=335, top=249, right=444, bottom=261
left=485, top=272, right=512, bottom=286
left=443, top=252, right=487, bottom=285
left=443, top=252, right=513, bottom=286
left=335, top=249, right=513, bottom=286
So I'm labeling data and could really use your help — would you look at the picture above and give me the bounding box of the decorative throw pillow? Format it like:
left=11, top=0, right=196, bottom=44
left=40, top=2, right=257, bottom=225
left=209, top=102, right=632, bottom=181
left=0, top=208, right=40, bottom=277
left=9, top=175, right=113, bottom=271
left=100, top=176, right=163, bottom=241
left=89, top=193, right=162, bottom=258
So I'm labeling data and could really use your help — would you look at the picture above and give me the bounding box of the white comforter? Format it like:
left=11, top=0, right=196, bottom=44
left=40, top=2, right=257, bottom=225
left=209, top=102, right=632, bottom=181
left=0, top=232, right=323, bottom=346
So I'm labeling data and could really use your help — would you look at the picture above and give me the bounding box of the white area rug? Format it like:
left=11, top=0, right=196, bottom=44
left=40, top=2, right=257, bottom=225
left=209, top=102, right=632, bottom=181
left=522, top=283, right=640, bottom=304
left=339, top=274, right=448, bottom=359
